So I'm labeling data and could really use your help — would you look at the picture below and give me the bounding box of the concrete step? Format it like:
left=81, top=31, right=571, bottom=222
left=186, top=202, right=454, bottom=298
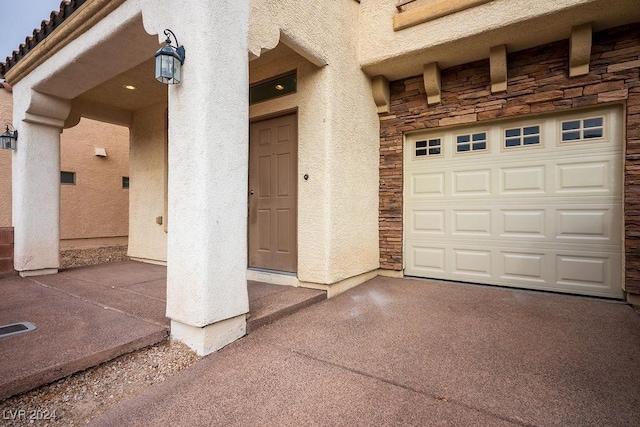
left=0, top=274, right=167, bottom=401
left=247, top=281, right=326, bottom=332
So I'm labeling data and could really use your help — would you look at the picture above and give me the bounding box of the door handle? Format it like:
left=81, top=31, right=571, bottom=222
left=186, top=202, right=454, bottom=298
left=250, top=189, right=255, bottom=195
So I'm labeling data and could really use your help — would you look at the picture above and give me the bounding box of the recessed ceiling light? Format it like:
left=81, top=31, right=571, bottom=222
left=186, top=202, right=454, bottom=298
left=275, top=84, right=285, bottom=91
left=124, top=85, right=136, bottom=90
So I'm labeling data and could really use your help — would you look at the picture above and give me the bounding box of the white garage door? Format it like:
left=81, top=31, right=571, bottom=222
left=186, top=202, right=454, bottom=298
left=404, top=107, right=623, bottom=298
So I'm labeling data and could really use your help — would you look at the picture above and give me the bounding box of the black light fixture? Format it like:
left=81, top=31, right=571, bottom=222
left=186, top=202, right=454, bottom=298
left=0, top=124, right=17, bottom=150
left=155, top=29, right=185, bottom=85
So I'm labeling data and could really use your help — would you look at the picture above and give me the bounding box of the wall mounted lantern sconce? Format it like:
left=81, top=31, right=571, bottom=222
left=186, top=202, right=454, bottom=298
left=155, top=29, right=185, bottom=85
left=0, top=124, right=17, bottom=150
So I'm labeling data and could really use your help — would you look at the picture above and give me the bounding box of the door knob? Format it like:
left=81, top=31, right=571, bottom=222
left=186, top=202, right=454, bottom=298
left=250, top=189, right=255, bottom=195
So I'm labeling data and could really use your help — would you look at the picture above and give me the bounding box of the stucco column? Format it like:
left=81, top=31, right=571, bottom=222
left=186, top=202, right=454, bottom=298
left=11, top=89, right=70, bottom=276
left=142, top=0, right=250, bottom=355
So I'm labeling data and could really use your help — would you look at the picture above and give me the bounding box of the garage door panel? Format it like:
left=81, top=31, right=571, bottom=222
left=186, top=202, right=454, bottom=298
left=452, top=170, right=491, bottom=196
left=500, top=166, right=546, bottom=194
left=556, top=254, right=607, bottom=285
left=555, top=252, right=623, bottom=294
left=501, top=252, right=546, bottom=282
left=411, top=172, right=445, bottom=197
left=501, top=210, right=546, bottom=237
left=556, top=160, right=613, bottom=194
left=555, top=204, right=621, bottom=243
left=453, top=210, right=492, bottom=235
left=557, top=210, right=608, bottom=239
left=409, top=204, right=619, bottom=244
left=405, top=242, right=622, bottom=297
left=411, top=210, right=446, bottom=234
left=404, top=107, right=623, bottom=298
left=411, top=246, right=446, bottom=273
left=452, top=249, right=492, bottom=278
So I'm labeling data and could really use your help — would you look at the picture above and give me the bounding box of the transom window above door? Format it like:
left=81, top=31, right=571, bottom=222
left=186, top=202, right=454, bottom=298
left=249, top=71, right=297, bottom=105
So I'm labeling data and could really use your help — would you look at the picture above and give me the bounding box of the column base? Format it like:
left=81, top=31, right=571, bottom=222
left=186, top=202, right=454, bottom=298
left=299, top=269, right=378, bottom=298
left=378, top=268, right=404, bottom=279
left=627, top=292, right=640, bottom=307
left=171, top=314, right=247, bottom=356
left=19, top=268, right=58, bottom=277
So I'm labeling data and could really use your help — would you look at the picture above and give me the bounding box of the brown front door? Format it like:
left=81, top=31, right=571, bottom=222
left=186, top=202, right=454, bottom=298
left=248, top=113, right=297, bottom=272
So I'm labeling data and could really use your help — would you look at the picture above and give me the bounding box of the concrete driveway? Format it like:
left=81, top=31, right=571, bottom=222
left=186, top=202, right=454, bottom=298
left=93, top=276, right=640, bottom=426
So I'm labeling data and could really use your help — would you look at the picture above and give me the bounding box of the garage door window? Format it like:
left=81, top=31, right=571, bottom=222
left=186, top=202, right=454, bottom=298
left=561, top=117, right=604, bottom=142
left=504, top=125, right=541, bottom=148
left=415, top=138, right=441, bottom=157
left=456, top=132, right=486, bottom=153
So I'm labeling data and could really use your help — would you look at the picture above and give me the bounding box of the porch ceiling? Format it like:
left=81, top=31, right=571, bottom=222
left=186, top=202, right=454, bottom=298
left=12, top=11, right=169, bottom=118
left=74, top=58, right=167, bottom=112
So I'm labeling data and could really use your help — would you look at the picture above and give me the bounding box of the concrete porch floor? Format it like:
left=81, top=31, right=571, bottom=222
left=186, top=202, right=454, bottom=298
left=0, top=260, right=325, bottom=400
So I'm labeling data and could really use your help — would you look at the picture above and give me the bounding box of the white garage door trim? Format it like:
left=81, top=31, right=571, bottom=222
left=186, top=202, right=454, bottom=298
left=403, top=106, right=624, bottom=298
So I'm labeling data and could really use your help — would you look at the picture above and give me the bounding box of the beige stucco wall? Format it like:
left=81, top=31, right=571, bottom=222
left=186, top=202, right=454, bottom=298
left=127, top=104, right=167, bottom=263
left=60, top=118, right=129, bottom=245
left=0, top=89, right=129, bottom=246
left=249, top=45, right=330, bottom=278
left=359, top=0, right=640, bottom=80
left=249, top=0, right=380, bottom=285
left=0, top=90, right=12, bottom=227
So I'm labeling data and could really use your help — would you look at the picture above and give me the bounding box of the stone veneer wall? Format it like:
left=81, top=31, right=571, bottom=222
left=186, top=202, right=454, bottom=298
left=379, top=24, right=640, bottom=294
left=0, top=227, right=14, bottom=278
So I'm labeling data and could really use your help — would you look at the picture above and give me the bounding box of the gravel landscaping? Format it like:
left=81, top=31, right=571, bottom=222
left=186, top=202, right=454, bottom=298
left=0, top=340, right=199, bottom=426
left=60, top=246, right=129, bottom=269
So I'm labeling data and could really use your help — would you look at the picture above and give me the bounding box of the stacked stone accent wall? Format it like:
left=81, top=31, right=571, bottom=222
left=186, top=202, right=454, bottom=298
left=379, top=24, right=640, bottom=294
left=0, top=227, right=14, bottom=278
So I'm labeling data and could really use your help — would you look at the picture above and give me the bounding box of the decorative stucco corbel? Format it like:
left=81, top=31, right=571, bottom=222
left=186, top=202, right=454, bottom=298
left=423, top=62, right=441, bottom=105
left=570, top=23, right=592, bottom=77
left=24, top=90, right=71, bottom=129
left=490, top=45, right=507, bottom=93
left=372, top=75, right=390, bottom=114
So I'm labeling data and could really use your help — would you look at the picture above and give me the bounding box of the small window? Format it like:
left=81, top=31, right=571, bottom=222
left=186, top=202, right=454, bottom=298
left=249, top=71, right=297, bottom=105
left=456, top=132, right=486, bottom=153
left=504, top=125, right=541, bottom=148
left=415, top=138, right=441, bottom=157
left=61, top=171, right=76, bottom=185
left=122, top=176, right=130, bottom=189
left=561, top=117, right=604, bottom=142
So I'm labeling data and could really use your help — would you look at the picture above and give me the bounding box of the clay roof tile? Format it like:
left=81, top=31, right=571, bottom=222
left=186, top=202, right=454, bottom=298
left=0, top=0, right=84, bottom=79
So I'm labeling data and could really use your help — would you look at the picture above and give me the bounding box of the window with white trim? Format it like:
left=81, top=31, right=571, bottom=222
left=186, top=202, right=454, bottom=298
left=415, top=138, right=441, bottom=157
left=504, top=125, right=541, bottom=148
left=561, top=117, right=604, bottom=142
left=456, top=132, right=487, bottom=153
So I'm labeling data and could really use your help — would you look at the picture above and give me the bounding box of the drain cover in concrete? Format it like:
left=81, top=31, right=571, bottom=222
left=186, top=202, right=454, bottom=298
left=0, top=322, right=36, bottom=338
